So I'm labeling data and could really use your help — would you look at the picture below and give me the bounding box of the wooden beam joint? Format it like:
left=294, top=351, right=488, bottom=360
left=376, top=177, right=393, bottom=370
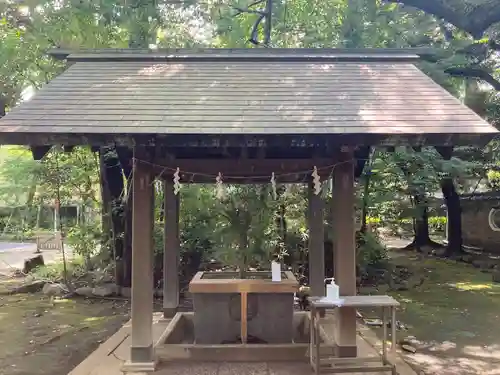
left=30, top=146, right=52, bottom=160
left=435, top=146, right=454, bottom=160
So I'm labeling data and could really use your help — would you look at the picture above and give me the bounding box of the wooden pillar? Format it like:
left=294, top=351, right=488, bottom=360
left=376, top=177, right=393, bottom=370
left=163, top=180, right=180, bottom=318
left=308, top=182, right=325, bottom=296
left=123, top=159, right=156, bottom=372
left=333, top=149, right=357, bottom=357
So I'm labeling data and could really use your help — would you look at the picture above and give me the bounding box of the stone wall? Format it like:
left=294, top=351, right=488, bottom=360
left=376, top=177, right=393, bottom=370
left=461, top=192, right=500, bottom=254
left=192, top=292, right=294, bottom=344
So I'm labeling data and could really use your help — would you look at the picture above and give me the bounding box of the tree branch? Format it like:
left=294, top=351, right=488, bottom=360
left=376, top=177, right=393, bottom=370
left=231, top=0, right=272, bottom=46
left=470, top=2, right=500, bottom=39
left=445, top=67, right=500, bottom=90
left=386, top=0, right=500, bottom=38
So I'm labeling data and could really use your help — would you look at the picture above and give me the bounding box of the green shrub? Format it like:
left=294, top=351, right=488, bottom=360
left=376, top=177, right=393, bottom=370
left=366, top=216, right=382, bottom=227
left=356, top=231, right=388, bottom=270
left=386, top=216, right=447, bottom=236
left=66, top=223, right=101, bottom=269
left=356, top=231, right=389, bottom=285
left=429, top=216, right=447, bottom=233
left=31, top=257, right=85, bottom=282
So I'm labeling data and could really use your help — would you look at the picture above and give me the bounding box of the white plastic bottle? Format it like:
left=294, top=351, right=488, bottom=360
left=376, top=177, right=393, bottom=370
left=324, top=278, right=340, bottom=301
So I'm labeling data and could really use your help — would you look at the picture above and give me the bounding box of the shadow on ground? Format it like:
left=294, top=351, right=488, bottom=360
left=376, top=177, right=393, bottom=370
left=361, top=247, right=500, bottom=375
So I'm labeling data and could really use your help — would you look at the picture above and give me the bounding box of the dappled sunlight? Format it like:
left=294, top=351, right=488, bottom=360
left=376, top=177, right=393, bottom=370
left=112, top=63, right=186, bottom=85
left=448, top=282, right=499, bottom=291
left=53, top=298, right=74, bottom=304
left=406, top=351, right=499, bottom=375
left=368, top=251, right=500, bottom=374
left=462, top=344, right=500, bottom=360
left=399, top=297, right=414, bottom=303
left=358, top=64, right=382, bottom=77
left=402, top=339, right=500, bottom=375
left=0, top=278, right=25, bottom=284
left=57, top=323, right=71, bottom=330
left=138, top=63, right=185, bottom=77
left=428, top=341, right=457, bottom=352
left=84, top=316, right=106, bottom=323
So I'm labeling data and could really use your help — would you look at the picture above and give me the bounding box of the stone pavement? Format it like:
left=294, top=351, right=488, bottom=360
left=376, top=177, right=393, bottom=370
left=68, top=313, right=418, bottom=375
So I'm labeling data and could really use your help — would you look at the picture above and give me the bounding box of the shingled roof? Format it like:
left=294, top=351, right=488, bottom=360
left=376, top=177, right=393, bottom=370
left=0, top=49, right=497, bottom=146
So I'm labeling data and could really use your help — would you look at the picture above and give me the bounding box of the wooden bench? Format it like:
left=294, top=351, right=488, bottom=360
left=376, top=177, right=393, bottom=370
left=35, top=232, right=63, bottom=252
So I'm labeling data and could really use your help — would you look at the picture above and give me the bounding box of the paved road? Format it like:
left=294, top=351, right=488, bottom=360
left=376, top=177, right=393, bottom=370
left=0, top=242, right=70, bottom=275
left=0, top=242, right=34, bottom=251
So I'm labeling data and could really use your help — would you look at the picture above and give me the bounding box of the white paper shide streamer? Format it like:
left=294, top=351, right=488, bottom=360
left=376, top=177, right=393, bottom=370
left=216, top=172, right=225, bottom=199
left=270, top=172, right=277, bottom=199
left=173, top=167, right=181, bottom=195
left=312, top=166, right=321, bottom=195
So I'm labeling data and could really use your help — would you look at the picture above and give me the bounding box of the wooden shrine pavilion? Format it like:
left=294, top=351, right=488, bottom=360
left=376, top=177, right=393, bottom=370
left=0, top=48, right=497, bottom=372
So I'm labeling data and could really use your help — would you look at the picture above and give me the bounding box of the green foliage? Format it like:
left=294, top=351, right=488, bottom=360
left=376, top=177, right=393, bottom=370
left=429, top=216, right=447, bottom=233
left=213, top=185, right=278, bottom=275
left=487, top=169, right=500, bottom=189
left=0, top=146, right=40, bottom=206
left=364, top=144, right=488, bottom=238
left=356, top=231, right=388, bottom=274
left=39, top=147, right=100, bottom=206
left=66, top=222, right=101, bottom=259
left=0, top=146, right=100, bottom=209
left=31, top=257, right=86, bottom=282
left=179, top=185, right=219, bottom=262
left=0, top=145, right=100, bottom=237
left=366, top=216, right=382, bottom=224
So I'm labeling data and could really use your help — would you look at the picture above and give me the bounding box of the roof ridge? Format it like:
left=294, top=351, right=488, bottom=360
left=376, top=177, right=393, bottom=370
left=48, top=48, right=422, bottom=63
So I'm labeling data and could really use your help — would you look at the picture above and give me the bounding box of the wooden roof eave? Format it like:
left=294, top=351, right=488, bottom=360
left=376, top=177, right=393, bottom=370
left=47, top=47, right=430, bottom=63
left=1, top=51, right=497, bottom=147
left=4, top=132, right=496, bottom=148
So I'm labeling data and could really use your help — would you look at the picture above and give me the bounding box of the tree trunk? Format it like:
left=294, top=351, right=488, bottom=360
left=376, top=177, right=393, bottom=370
left=404, top=194, right=443, bottom=251
left=35, top=203, right=42, bottom=229
left=99, top=150, right=112, bottom=257
left=159, top=187, right=165, bottom=223
left=275, top=185, right=288, bottom=264
left=116, top=148, right=133, bottom=288
left=238, top=232, right=249, bottom=279
left=122, top=183, right=133, bottom=287
left=396, top=152, right=442, bottom=251
left=441, top=178, right=463, bottom=256
left=435, top=146, right=463, bottom=257
left=360, top=170, right=371, bottom=233
left=22, top=183, right=37, bottom=228
left=413, top=194, right=430, bottom=250
left=99, top=147, right=126, bottom=286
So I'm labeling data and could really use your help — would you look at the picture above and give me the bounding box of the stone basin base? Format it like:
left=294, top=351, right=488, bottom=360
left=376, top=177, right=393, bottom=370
left=193, top=292, right=293, bottom=344
left=155, top=311, right=331, bottom=362
left=188, top=271, right=298, bottom=344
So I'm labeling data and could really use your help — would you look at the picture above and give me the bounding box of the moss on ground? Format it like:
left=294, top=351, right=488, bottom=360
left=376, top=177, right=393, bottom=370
left=0, top=277, right=129, bottom=375
left=360, top=252, right=500, bottom=375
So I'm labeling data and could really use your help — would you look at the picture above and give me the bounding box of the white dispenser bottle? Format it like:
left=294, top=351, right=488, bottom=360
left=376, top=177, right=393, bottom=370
left=324, top=278, right=340, bottom=301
